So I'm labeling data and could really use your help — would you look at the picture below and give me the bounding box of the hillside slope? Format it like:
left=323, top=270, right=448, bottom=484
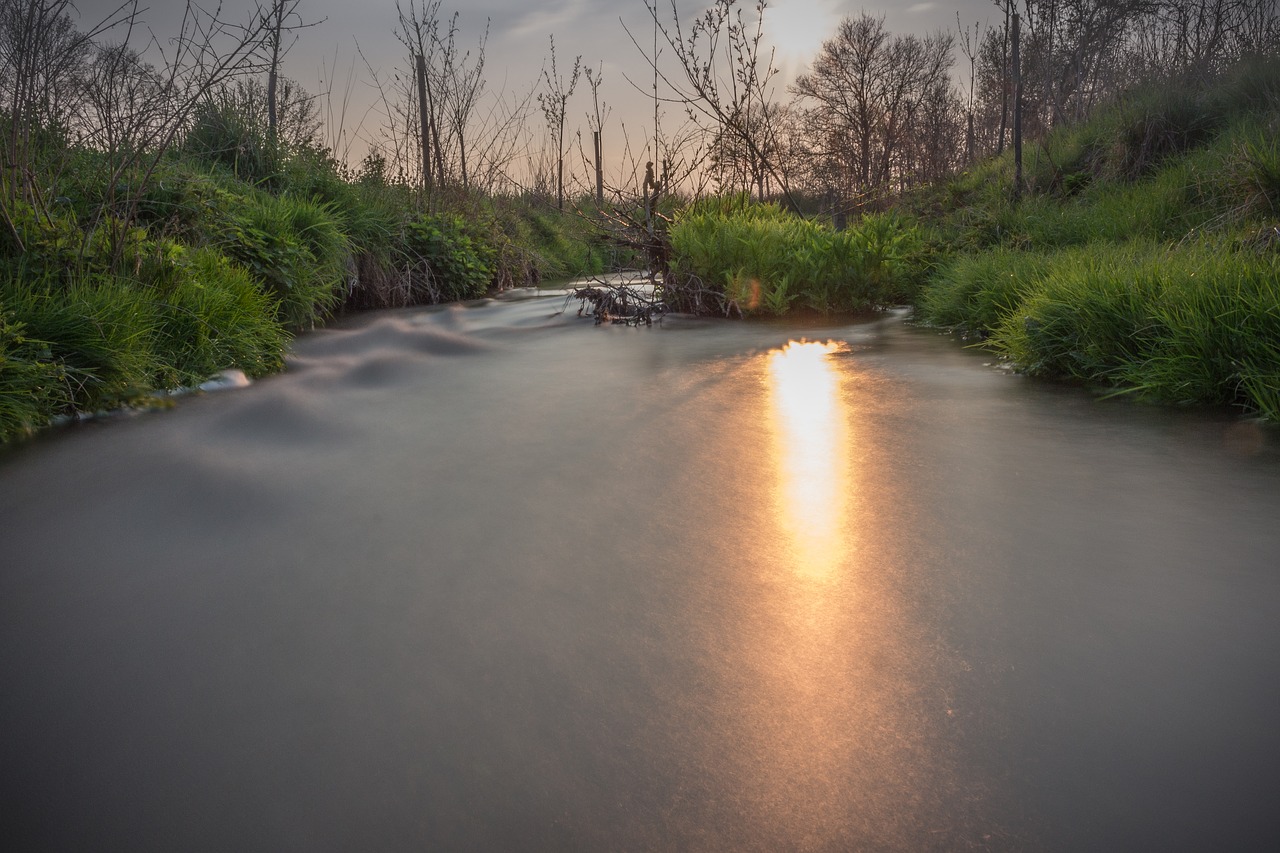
left=912, top=58, right=1280, bottom=420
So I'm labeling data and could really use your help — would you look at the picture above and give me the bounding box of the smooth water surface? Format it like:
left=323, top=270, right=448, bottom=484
left=3, top=292, right=1279, bottom=851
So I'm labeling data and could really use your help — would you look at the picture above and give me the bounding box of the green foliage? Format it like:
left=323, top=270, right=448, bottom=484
left=1, top=271, right=161, bottom=411
left=0, top=306, right=67, bottom=442
left=216, top=192, right=348, bottom=329
left=0, top=197, right=90, bottom=271
left=148, top=247, right=289, bottom=387
left=404, top=212, right=497, bottom=302
left=920, top=249, right=1053, bottom=333
left=910, top=58, right=1280, bottom=420
left=669, top=199, right=923, bottom=315
left=986, top=242, right=1280, bottom=419
left=0, top=240, right=291, bottom=433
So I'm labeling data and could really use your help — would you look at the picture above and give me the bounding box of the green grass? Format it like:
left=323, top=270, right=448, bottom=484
left=148, top=247, right=289, bottom=387
left=0, top=306, right=67, bottom=442
left=919, top=248, right=1053, bottom=333
left=0, top=271, right=160, bottom=412
left=214, top=191, right=348, bottom=330
left=668, top=197, right=923, bottom=315
left=912, top=56, right=1280, bottom=420
left=982, top=241, right=1280, bottom=418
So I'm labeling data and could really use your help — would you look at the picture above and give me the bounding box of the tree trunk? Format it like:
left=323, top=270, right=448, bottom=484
left=594, top=130, right=603, bottom=205
left=267, top=0, right=284, bottom=141
left=1012, top=11, right=1023, bottom=203
left=416, top=53, right=432, bottom=196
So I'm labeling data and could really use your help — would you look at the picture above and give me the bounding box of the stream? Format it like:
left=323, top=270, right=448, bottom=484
left=3, top=290, right=1279, bottom=851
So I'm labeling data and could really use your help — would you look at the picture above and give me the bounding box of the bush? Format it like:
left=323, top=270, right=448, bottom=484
left=403, top=212, right=496, bottom=302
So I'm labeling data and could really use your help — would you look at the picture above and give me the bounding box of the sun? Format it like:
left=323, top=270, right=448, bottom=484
left=761, top=0, right=839, bottom=71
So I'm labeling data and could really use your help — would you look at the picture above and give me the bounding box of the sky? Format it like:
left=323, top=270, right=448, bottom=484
left=69, top=1, right=999, bottom=174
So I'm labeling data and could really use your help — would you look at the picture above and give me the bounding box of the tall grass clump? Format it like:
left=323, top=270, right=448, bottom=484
left=1231, top=127, right=1280, bottom=217
left=989, top=241, right=1280, bottom=419
left=919, top=248, right=1053, bottom=333
left=668, top=197, right=922, bottom=315
left=216, top=192, right=349, bottom=329
left=0, top=306, right=67, bottom=441
left=147, top=247, right=289, bottom=387
left=0, top=271, right=160, bottom=413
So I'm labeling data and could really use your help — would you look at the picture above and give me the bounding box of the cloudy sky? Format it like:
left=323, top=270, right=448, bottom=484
left=71, top=1, right=998, bottom=170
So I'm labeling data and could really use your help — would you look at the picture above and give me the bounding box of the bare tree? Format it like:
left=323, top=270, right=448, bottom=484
left=393, top=0, right=445, bottom=197
left=537, top=35, right=581, bottom=210
left=435, top=13, right=487, bottom=190
left=792, top=13, right=957, bottom=204
left=260, top=0, right=321, bottom=144
left=628, top=0, right=794, bottom=205
left=583, top=61, right=609, bottom=205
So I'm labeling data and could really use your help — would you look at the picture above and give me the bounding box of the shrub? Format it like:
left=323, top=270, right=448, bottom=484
left=403, top=212, right=496, bottom=302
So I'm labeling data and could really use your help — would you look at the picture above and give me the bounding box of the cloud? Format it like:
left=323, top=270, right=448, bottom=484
left=907, top=2, right=939, bottom=12
left=507, top=0, right=592, bottom=41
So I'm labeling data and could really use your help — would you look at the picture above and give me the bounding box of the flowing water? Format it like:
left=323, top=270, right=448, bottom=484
left=3, top=291, right=1279, bottom=851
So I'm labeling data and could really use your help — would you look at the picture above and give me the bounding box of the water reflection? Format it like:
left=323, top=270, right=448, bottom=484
left=766, top=340, right=851, bottom=579
left=751, top=340, right=958, bottom=847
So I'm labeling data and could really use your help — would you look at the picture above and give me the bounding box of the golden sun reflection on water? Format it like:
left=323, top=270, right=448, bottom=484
left=741, top=340, right=980, bottom=848
left=766, top=340, right=852, bottom=580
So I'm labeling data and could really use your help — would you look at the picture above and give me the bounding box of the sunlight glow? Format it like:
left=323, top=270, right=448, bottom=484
left=762, top=0, right=839, bottom=70
left=767, top=339, right=850, bottom=579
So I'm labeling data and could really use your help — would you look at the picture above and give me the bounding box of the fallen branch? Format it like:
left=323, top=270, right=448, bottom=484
left=562, top=275, right=666, bottom=326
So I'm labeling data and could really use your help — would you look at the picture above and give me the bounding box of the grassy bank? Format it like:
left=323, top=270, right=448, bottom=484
left=912, top=58, right=1280, bottom=420
left=0, top=140, right=606, bottom=443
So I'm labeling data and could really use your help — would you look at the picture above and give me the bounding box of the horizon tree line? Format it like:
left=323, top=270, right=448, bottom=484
left=2, top=0, right=1277, bottom=220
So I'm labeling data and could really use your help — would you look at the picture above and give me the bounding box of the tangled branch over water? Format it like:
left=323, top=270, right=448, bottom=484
left=564, top=276, right=667, bottom=326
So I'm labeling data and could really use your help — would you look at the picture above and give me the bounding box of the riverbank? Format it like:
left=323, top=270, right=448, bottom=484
left=0, top=143, right=610, bottom=444
left=908, top=57, right=1280, bottom=420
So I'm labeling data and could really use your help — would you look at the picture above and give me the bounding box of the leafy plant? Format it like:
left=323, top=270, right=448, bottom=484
left=216, top=191, right=347, bottom=329
left=403, top=212, right=496, bottom=302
